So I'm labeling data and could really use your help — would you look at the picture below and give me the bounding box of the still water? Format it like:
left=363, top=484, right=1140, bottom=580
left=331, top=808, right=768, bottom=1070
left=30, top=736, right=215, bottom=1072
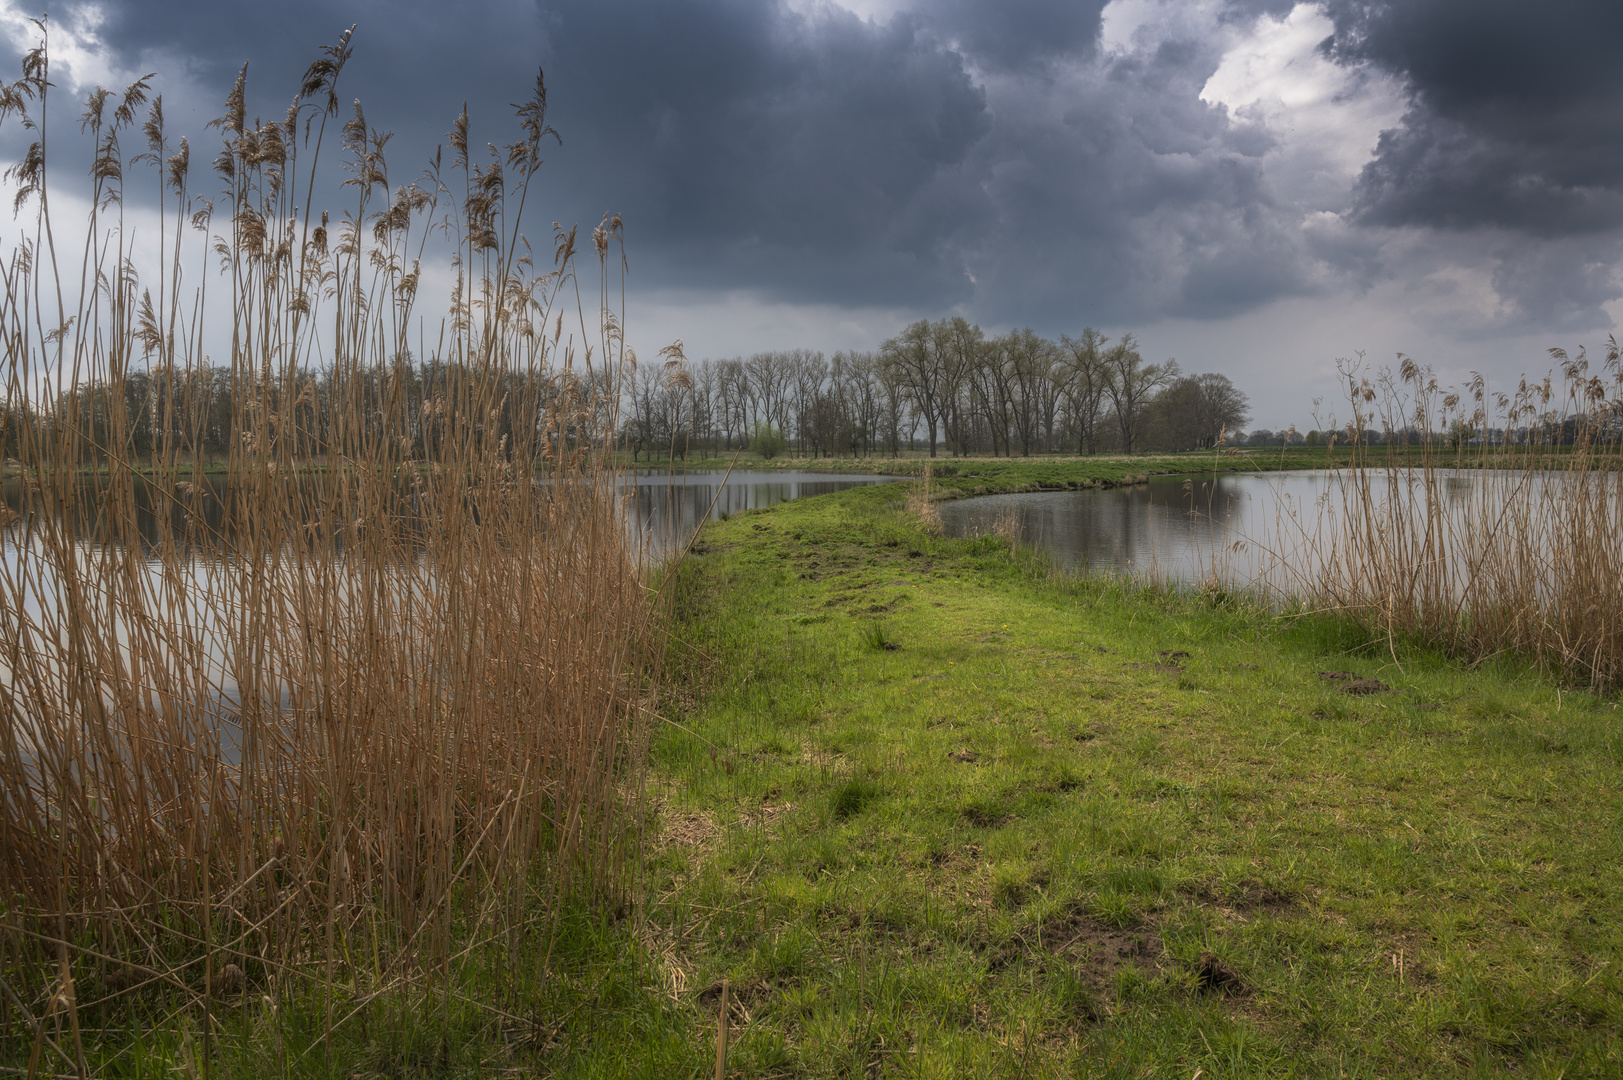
left=624, top=469, right=900, bottom=555
left=1, top=468, right=897, bottom=754
left=938, top=470, right=1343, bottom=590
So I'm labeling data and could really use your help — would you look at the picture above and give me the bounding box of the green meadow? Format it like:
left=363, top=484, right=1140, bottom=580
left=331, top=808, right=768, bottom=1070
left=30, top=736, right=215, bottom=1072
left=610, top=479, right=1623, bottom=1077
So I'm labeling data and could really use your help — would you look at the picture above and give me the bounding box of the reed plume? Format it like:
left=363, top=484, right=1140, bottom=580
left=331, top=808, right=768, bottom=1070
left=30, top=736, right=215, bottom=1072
left=1307, top=346, right=1623, bottom=689
left=0, top=25, right=657, bottom=1040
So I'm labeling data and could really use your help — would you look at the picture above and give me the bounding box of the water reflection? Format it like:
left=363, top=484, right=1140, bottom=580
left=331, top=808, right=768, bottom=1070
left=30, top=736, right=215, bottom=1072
left=0, top=469, right=896, bottom=707
left=623, top=470, right=899, bottom=556
left=938, top=471, right=1341, bottom=586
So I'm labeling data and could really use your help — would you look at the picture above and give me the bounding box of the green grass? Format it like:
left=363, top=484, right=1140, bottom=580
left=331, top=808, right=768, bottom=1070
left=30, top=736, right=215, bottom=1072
left=633, top=482, right=1623, bottom=1077
left=622, top=445, right=1623, bottom=486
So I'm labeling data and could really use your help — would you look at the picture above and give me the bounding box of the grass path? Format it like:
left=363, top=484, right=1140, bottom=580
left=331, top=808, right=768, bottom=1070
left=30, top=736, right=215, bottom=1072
left=610, top=481, right=1623, bottom=1078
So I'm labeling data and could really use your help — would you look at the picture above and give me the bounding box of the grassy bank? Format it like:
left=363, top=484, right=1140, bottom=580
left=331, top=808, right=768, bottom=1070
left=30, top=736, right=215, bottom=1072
left=621, top=448, right=1348, bottom=481
left=622, top=445, right=1623, bottom=481
left=622, top=482, right=1622, bottom=1077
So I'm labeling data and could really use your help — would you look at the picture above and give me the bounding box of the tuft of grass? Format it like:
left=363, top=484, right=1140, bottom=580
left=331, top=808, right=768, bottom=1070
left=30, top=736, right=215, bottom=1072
left=904, top=462, right=945, bottom=534
left=858, top=618, right=897, bottom=651
left=827, top=775, right=882, bottom=821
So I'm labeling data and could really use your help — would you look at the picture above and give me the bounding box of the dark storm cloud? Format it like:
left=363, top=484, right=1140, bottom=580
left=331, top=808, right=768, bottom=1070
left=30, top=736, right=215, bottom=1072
left=63, top=0, right=547, bottom=123
left=0, top=1, right=552, bottom=203
left=537, top=0, right=1321, bottom=321
left=1322, top=0, right=1623, bottom=236
left=537, top=0, right=994, bottom=307
left=960, top=31, right=1309, bottom=325
left=6, top=0, right=1620, bottom=339
left=13, top=0, right=996, bottom=309
left=926, top=0, right=1109, bottom=71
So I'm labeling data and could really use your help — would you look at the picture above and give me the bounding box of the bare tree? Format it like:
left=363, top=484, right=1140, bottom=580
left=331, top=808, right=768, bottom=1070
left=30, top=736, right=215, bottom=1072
left=1059, top=328, right=1111, bottom=455
left=881, top=320, right=948, bottom=457
left=1104, top=335, right=1177, bottom=454
left=1003, top=327, right=1057, bottom=456
left=1152, top=372, right=1250, bottom=449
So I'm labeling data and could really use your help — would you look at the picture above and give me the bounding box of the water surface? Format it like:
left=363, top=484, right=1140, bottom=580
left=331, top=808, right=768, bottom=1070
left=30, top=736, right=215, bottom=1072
left=938, top=470, right=1339, bottom=589
left=625, top=469, right=899, bottom=555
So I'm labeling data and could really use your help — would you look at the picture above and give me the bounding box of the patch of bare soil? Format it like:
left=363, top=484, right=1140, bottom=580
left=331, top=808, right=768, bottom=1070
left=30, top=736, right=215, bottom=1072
left=1185, top=881, right=1297, bottom=920
left=1157, top=649, right=1190, bottom=662
left=961, top=805, right=1013, bottom=828
left=1026, top=906, right=1167, bottom=994
left=1340, top=679, right=1391, bottom=695
left=697, top=977, right=773, bottom=1028
left=1197, top=879, right=1295, bottom=907
left=929, top=842, right=982, bottom=869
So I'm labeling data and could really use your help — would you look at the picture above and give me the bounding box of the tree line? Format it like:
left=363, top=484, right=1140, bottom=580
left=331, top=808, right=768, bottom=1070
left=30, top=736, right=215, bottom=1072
left=5, top=318, right=1261, bottom=466
left=622, top=317, right=1252, bottom=459
left=0, top=360, right=620, bottom=466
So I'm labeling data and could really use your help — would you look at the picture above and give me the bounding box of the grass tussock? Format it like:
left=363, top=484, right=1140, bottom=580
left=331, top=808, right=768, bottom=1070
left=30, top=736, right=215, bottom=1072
left=1310, top=349, right=1623, bottom=689
left=0, top=26, right=661, bottom=1043
left=904, top=462, right=944, bottom=534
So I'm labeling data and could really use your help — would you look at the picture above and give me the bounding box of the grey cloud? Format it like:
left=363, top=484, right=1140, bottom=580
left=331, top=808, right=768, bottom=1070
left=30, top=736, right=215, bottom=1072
left=925, top=0, right=1109, bottom=71
left=5, top=0, right=1618, bottom=345
left=1322, top=0, right=1623, bottom=236
left=539, top=1, right=993, bottom=307
left=961, top=29, right=1316, bottom=326
left=1485, top=235, right=1623, bottom=333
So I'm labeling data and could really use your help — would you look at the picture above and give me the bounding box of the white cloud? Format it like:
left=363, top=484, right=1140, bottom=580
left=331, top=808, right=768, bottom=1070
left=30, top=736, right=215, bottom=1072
left=0, top=2, right=125, bottom=92
left=1200, top=3, right=1405, bottom=209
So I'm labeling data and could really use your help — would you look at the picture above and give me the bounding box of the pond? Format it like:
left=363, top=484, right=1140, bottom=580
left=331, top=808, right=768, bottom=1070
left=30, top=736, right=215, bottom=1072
left=0, top=468, right=898, bottom=713
left=937, top=470, right=1343, bottom=591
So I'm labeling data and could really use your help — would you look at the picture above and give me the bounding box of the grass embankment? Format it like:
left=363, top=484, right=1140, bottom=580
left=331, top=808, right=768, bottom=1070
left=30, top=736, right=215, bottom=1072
left=625, top=449, right=1350, bottom=484
left=622, top=481, right=1623, bottom=1077
left=628, top=445, right=1623, bottom=482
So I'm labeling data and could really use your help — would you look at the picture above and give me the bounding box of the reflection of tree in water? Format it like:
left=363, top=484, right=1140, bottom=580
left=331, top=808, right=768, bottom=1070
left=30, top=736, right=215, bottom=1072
left=945, top=475, right=1284, bottom=579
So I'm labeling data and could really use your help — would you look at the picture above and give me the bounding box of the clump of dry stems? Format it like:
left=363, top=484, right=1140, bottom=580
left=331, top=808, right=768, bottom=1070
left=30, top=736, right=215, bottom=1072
left=0, top=26, right=659, bottom=1039
left=1310, top=346, right=1623, bottom=689
left=906, top=463, right=944, bottom=535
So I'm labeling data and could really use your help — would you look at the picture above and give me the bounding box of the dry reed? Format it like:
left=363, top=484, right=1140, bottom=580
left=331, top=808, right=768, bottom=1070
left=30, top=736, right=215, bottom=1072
left=0, top=26, right=660, bottom=1038
left=906, top=463, right=944, bottom=535
left=1307, top=347, right=1623, bottom=689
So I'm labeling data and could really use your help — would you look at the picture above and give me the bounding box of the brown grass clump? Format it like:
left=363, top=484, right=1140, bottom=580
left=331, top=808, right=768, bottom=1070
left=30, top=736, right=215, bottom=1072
left=906, top=463, right=945, bottom=534
left=1308, top=347, right=1623, bottom=689
left=0, top=27, right=662, bottom=1026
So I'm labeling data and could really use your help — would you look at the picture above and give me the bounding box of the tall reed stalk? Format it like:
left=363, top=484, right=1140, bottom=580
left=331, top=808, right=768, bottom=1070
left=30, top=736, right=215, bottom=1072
left=1310, top=347, right=1623, bottom=689
left=0, top=25, right=662, bottom=1033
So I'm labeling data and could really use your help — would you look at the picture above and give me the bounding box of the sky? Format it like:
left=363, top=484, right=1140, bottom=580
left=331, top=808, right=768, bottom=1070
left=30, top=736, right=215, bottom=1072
left=2, top=0, right=1620, bottom=428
